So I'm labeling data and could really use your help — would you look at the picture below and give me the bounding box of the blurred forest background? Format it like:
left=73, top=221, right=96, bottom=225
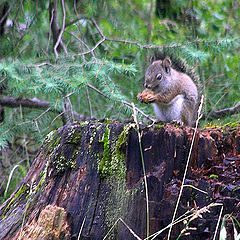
left=0, top=0, right=239, bottom=203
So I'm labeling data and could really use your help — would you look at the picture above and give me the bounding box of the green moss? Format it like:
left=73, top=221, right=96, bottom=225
left=47, top=125, right=83, bottom=173
left=223, top=122, right=240, bottom=128
left=46, top=133, right=60, bottom=154
left=99, top=124, right=111, bottom=177
left=103, top=175, right=143, bottom=233
left=104, top=118, right=111, bottom=124
left=51, top=143, right=79, bottom=173
left=203, top=121, right=240, bottom=130
left=3, top=184, right=28, bottom=214
left=98, top=123, right=134, bottom=179
left=155, top=122, right=165, bottom=129
left=209, top=174, right=218, bottom=179
left=80, top=121, right=89, bottom=127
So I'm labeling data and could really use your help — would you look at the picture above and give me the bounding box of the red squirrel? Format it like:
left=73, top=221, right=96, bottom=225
left=138, top=57, right=198, bottom=126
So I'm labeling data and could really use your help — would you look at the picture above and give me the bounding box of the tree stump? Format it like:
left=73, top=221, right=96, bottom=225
left=0, top=121, right=239, bottom=240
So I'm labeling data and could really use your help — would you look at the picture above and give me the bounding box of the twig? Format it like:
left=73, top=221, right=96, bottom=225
left=0, top=96, right=86, bottom=121
left=86, top=86, right=92, bottom=118
left=146, top=0, right=154, bottom=44
left=47, top=8, right=54, bottom=52
left=34, top=119, right=42, bottom=138
left=103, top=218, right=142, bottom=240
left=87, top=83, right=154, bottom=121
left=65, top=30, right=96, bottom=58
left=213, top=205, right=224, bottom=240
left=148, top=203, right=222, bottom=240
left=182, top=185, right=208, bottom=195
left=77, top=216, right=86, bottom=240
left=53, top=0, right=68, bottom=57
left=63, top=91, right=74, bottom=123
left=0, top=96, right=50, bottom=108
left=63, top=16, right=239, bottom=58
left=202, top=101, right=240, bottom=120
left=90, top=17, right=105, bottom=38
left=65, top=14, right=90, bottom=28
left=143, top=0, right=154, bottom=74
left=76, top=37, right=106, bottom=56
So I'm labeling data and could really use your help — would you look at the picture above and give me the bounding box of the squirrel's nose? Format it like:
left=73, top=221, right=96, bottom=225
left=144, top=83, right=148, bottom=88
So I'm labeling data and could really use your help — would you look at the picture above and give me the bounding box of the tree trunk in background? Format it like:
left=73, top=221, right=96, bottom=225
left=0, top=1, right=10, bottom=123
left=0, top=121, right=239, bottom=239
left=0, top=2, right=9, bottom=36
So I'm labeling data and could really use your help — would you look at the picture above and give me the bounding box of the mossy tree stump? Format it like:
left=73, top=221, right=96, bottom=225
left=0, top=121, right=239, bottom=239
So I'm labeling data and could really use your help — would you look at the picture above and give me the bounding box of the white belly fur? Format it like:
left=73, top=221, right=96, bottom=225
left=152, top=94, right=184, bottom=122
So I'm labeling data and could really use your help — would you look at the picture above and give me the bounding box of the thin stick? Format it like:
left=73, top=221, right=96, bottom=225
left=77, top=216, right=86, bottom=240
left=182, top=185, right=208, bottom=195
left=213, top=205, right=224, bottom=240
left=132, top=103, right=150, bottom=239
left=54, top=0, right=68, bottom=57
left=76, top=37, right=106, bottom=56
left=103, top=218, right=142, bottom=240
left=86, top=86, right=92, bottom=118
left=120, top=218, right=143, bottom=240
left=87, top=84, right=154, bottom=121
left=65, top=30, right=96, bottom=58
left=47, top=8, right=54, bottom=52
left=149, top=203, right=222, bottom=240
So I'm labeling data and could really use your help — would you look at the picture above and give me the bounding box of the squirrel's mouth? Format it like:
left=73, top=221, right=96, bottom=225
left=150, top=85, right=159, bottom=92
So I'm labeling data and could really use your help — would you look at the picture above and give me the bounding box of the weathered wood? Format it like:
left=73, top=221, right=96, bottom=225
left=0, top=121, right=239, bottom=240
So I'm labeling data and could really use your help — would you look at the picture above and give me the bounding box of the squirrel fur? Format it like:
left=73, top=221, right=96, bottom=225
left=138, top=55, right=198, bottom=126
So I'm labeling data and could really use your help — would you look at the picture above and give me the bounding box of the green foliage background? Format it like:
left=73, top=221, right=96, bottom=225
left=0, top=0, right=239, bottom=201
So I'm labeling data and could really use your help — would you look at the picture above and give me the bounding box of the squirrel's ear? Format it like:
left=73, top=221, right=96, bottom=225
left=149, top=55, right=156, bottom=63
left=162, top=57, right=172, bottom=74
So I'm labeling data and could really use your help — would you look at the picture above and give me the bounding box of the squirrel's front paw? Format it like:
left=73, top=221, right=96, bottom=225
left=137, top=90, right=155, bottom=104
left=146, top=95, right=157, bottom=103
left=137, top=92, right=144, bottom=102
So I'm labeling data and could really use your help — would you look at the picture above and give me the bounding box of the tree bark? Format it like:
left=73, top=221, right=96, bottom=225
left=0, top=121, right=239, bottom=239
left=0, top=2, right=10, bottom=37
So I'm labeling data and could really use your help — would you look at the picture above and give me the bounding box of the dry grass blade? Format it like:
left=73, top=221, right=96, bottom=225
left=77, top=216, right=86, bottom=240
left=132, top=103, right=150, bottom=239
left=103, top=218, right=142, bottom=240
left=148, top=203, right=222, bottom=240
left=167, top=95, right=204, bottom=240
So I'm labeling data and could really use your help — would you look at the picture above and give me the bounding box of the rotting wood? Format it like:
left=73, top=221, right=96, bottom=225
left=0, top=121, right=239, bottom=240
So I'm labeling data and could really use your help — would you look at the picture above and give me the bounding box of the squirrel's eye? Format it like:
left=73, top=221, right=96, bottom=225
left=156, top=73, right=162, bottom=80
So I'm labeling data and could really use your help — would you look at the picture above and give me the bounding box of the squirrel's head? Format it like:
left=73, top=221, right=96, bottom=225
left=144, top=57, right=172, bottom=92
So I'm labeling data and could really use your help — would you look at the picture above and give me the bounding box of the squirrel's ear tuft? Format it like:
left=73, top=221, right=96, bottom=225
left=162, top=57, right=172, bottom=73
left=149, top=55, right=156, bottom=63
